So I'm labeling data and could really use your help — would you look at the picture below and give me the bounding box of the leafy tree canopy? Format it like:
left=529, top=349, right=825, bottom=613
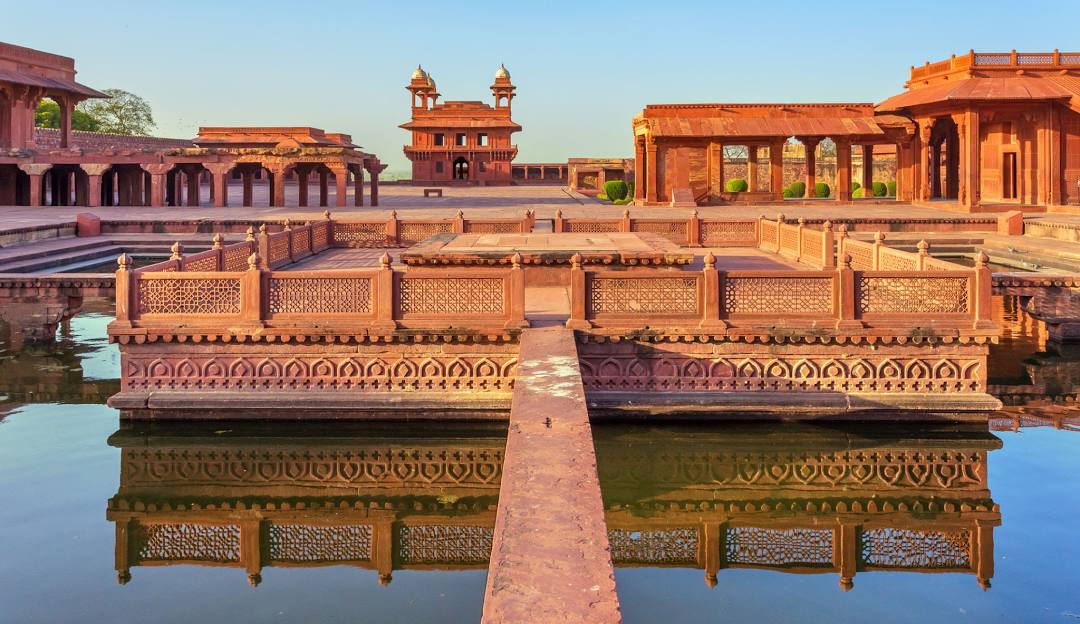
left=35, top=89, right=155, bottom=136
left=34, top=98, right=101, bottom=131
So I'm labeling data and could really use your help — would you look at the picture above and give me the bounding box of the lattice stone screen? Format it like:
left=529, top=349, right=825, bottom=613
left=724, top=527, right=833, bottom=567
left=608, top=528, right=699, bottom=564
left=588, top=276, right=699, bottom=315
left=722, top=277, right=833, bottom=315
left=136, top=278, right=242, bottom=315
left=857, top=277, right=969, bottom=314
left=398, top=525, right=493, bottom=564
left=632, top=220, right=689, bottom=245
left=268, top=524, right=373, bottom=563
left=399, top=222, right=453, bottom=246
left=860, top=528, right=971, bottom=569
left=334, top=222, right=389, bottom=248
left=398, top=277, right=505, bottom=315
left=701, top=220, right=757, bottom=245
left=135, top=523, right=241, bottom=562
left=268, top=276, right=373, bottom=314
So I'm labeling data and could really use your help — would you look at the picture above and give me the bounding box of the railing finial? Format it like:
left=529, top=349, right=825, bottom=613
left=247, top=252, right=259, bottom=271
left=170, top=241, right=183, bottom=260
left=797, top=217, right=806, bottom=226
left=570, top=253, right=582, bottom=269
left=840, top=253, right=852, bottom=270
left=379, top=252, right=392, bottom=269
left=212, top=233, right=223, bottom=249
left=555, top=208, right=563, bottom=219
left=117, top=253, right=131, bottom=271
left=456, top=209, right=464, bottom=219
left=917, top=240, right=930, bottom=256
left=282, top=218, right=292, bottom=231
left=823, top=220, right=833, bottom=231
left=323, top=210, right=332, bottom=220
left=975, top=250, right=989, bottom=268
left=873, top=231, right=886, bottom=243
left=511, top=252, right=522, bottom=269
left=245, top=226, right=255, bottom=242
left=704, top=251, right=716, bottom=269
left=258, top=223, right=268, bottom=236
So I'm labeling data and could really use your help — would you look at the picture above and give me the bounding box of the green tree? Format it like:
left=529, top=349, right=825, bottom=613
left=77, top=89, right=155, bottom=135
left=34, top=98, right=101, bottom=131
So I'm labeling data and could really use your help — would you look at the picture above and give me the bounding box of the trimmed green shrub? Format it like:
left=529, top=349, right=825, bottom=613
left=813, top=182, right=830, bottom=198
left=782, top=188, right=794, bottom=198
left=853, top=187, right=865, bottom=198
left=886, top=180, right=897, bottom=196
left=613, top=197, right=633, bottom=205
left=597, top=193, right=609, bottom=201
left=788, top=181, right=806, bottom=198
left=725, top=178, right=748, bottom=192
left=851, top=181, right=861, bottom=193
left=872, top=181, right=887, bottom=197
left=602, top=180, right=629, bottom=201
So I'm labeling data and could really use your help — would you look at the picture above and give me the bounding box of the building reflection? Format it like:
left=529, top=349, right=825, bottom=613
left=594, top=423, right=1001, bottom=591
left=107, top=422, right=505, bottom=586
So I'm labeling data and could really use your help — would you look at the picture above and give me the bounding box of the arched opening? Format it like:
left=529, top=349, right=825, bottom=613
left=0, top=164, right=27, bottom=205
left=453, top=157, right=469, bottom=181
left=781, top=137, right=803, bottom=199
left=721, top=145, right=748, bottom=192
left=165, top=164, right=209, bottom=207
left=814, top=139, right=838, bottom=199
left=0, top=87, right=12, bottom=148
left=929, top=118, right=959, bottom=200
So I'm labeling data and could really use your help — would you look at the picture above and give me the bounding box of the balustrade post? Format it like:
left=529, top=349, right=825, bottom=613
left=212, top=233, right=224, bottom=269
left=169, top=241, right=184, bottom=270
left=506, top=253, right=528, bottom=329
left=566, top=253, right=590, bottom=330
left=836, top=254, right=861, bottom=330
left=703, top=522, right=722, bottom=589
left=917, top=240, right=929, bottom=270
left=973, top=251, right=995, bottom=329
left=836, top=523, right=858, bottom=592
left=454, top=210, right=466, bottom=233
left=323, top=211, right=333, bottom=252
left=114, top=518, right=133, bottom=585
left=241, top=253, right=264, bottom=323
left=700, top=253, right=726, bottom=329
left=796, top=218, right=806, bottom=262
left=775, top=213, right=784, bottom=250
left=282, top=219, right=294, bottom=263
left=257, top=224, right=271, bottom=269
left=822, top=221, right=836, bottom=268
left=114, top=254, right=133, bottom=324
left=621, top=209, right=631, bottom=233
left=689, top=209, right=701, bottom=247
left=374, top=253, right=397, bottom=333
left=872, top=231, right=885, bottom=270
left=372, top=518, right=395, bottom=586
left=554, top=208, right=564, bottom=233
left=975, top=521, right=995, bottom=591
left=836, top=224, right=848, bottom=266
left=387, top=210, right=399, bottom=246
left=240, top=519, right=265, bottom=587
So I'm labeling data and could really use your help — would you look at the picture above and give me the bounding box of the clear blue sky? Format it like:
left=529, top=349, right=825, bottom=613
left=3, top=0, right=1078, bottom=175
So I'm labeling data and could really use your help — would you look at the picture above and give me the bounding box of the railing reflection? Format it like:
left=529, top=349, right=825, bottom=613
left=594, top=423, right=1001, bottom=591
left=107, top=422, right=505, bottom=586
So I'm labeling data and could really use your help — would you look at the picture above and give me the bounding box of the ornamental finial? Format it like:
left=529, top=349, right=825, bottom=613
left=117, top=253, right=131, bottom=271
left=170, top=242, right=183, bottom=260
left=212, top=233, right=223, bottom=249
left=511, top=252, right=522, bottom=269
left=245, top=226, right=255, bottom=242
left=704, top=252, right=716, bottom=269
left=570, top=253, right=582, bottom=269
left=248, top=252, right=259, bottom=271
left=379, top=252, right=391, bottom=268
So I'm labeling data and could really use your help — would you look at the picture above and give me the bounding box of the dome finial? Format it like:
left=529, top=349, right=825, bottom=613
left=495, top=63, right=510, bottom=80
left=411, top=64, right=427, bottom=81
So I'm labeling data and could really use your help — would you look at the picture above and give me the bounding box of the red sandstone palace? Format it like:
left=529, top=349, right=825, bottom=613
left=0, top=41, right=384, bottom=207
left=634, top=49, right=1080, bottom=212
left=402, top=64, right=520, bottom=185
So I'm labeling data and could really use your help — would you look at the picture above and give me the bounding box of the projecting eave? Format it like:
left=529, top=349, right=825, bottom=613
left=876, top=75, right=1076, bottom=112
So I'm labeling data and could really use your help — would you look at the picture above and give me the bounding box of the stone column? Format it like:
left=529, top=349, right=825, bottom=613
left=142, top=164, right=170, bottom=207
left=769, top=141, right=784, bottom=198
left=747, top=146, right=758, bottom=191
left=329, top=166, right=348, bottom=207
left=836, top=140, right=852, bottom=202
left=241, top=170, right=254, bottom=206
left=295, top=166, right=309, bottom=207
left=633, top=138, right=646, bottom=201
left=318, top=168, right=329, bottom=207
left=368, top=164, right=380, bottom=206
left=918, top=122, right=932, bottom=201
left=80, top=164, right=110, bottom=208
left=965, top=110, right=980, bottom=209
left=58, top=97, right=73, bottom=149
left=130, top=169, right=144, bottom=206
left=206, top=164, right=231, bottom=208
left=354, top=166, right=365, bottom=207
left=19, top=164, right=49, bottom=207
left=117, top=169, right=131, bottom=206
left=183, top=167, right=201, bottom=206
left=270, top=166, right=288, bottom=207
left=645, top=138, right=658, bottom=203
left=861, top=144, right=873, bottom=197
left=803, top=138, right=819, bottom=197
left=104, top=170, right=115, bottom=206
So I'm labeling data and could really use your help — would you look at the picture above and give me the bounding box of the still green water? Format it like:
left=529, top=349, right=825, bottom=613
left=0, top=297, right=1078, bottom=623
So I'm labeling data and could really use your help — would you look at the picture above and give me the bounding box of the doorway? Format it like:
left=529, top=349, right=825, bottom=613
left=1002, top=152, right=1018, bottom=200
left=453, top=157, right=469, bottom=180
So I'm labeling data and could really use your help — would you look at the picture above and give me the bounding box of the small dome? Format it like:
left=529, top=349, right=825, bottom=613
left=426, top=74, right=436, bottom=89
left=411, top=64, right=427, bottom=81
left=495, top=63, right=510, bottom=80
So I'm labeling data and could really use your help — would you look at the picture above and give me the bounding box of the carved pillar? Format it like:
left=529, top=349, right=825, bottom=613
left=368, top=165, right=380, bottom=206
left=354, top=165, right=365, bottom=207
left=242, top=170, right=254, bottom=206
left=769, top=141, right=784, bottom=198
left=58, top=96, right=73, bottom=149
left=330, top=165, right=349, bottom=207
left=296, top=166, right=309, bottom=207
left=836, top=523, right=858, bottom=591
left=80, top=164, right=110, bottom=208
left=747, top=146, right=759, bottom=191
left=184, top=167, right=201, bottom=206
left=19, top=164, right=49, bottom=207
left=861, top=144, right=873, bottom=196
left=633, top=137, right=646, bottom=201
left=803, top=138, right=819, bottom=198
left=141, top=164, right=170, bottom=208
left=965, top=109, right=981, bottom=209
left=918, top=121, right=932, bottom=202
left=269, top=166, right=288, bottom=207
left=836, top=140, right=852, bottom=202
left=319, top=168, right=329, bottom=207
left=206, top=164, right=231, bottom=208
left=646, top=138, right=658, bottom=203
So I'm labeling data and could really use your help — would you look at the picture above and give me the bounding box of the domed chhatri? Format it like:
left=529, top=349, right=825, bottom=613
left=411, top=64, right=427, bottom=81
left=495, top=63, right=510, bottom=80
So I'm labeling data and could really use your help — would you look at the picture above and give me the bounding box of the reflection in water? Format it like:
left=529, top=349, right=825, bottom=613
left=595, top=424, right=1000, bottom=591
left=108, top=422, right=504, bottom=587
left=0, top=305, right=118, bottom=410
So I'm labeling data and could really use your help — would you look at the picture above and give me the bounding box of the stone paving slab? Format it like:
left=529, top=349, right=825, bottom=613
left=483, top=327, right=621, bottom=624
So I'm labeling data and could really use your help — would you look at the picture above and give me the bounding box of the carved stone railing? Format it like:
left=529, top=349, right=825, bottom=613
left=910, top=50, right=1080, bottom=82
left=331, top=210, right=533, bottom=248
left=838, top=231, right=961, bottom=272
left=566, top=251, right=994, bottom=336
left=553, top=209, right=759, bottom=247
left=111, top=253, right=527, bottom=338
left=758, top=215, right=835, bottom=268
